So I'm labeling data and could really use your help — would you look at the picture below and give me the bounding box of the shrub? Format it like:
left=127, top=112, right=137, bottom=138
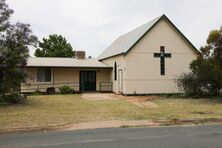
left=46, top=87, right=56, bottom=95
left=59, top=85, right=74, bottom=94
left=176, top=56, right=222, bottom=98
left=176, top=73, right=201, bottom=97
left=33, top=89, right=42, bottom=95
left=176, top=71, right=221, bottom=98
left=0, top=96, right=5, bottom=104
left=4, top=92, right=26, bottom=104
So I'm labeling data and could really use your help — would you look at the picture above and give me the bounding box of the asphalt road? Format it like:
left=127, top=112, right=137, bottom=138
left=1, top=125, right=222, bottom=148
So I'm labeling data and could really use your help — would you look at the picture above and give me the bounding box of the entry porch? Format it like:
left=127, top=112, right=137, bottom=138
left=21, top=67, right=112, bottom=93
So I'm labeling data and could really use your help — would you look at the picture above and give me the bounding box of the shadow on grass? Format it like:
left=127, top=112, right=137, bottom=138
left=0, top=99, right=28, bottom=107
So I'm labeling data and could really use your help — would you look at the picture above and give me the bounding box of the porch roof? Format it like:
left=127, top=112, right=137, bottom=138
left=27, top=57, right=112, bottom=68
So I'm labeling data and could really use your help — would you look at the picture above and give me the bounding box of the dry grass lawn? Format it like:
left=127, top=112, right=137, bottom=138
left=0, top=94, right=145, bottom=131
left=149, top=97, right=222, bottom=120
left=1, top=94, right=222, bottom=131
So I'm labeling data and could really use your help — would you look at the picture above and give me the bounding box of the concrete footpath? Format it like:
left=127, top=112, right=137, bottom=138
left=64, top=120, right=158, bottom=131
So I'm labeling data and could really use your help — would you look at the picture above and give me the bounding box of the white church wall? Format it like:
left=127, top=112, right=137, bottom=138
left=124, top=18, right=197, bottom=94
left=100, top=55, right=126, bottom=94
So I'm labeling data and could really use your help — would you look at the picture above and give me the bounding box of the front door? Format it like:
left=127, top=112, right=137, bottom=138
left=118, top=69, right=123, bottom=93
left=80, top=71, right=96, bottom=91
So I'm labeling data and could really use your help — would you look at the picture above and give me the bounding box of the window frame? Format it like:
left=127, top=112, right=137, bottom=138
left=114, top=62, right=117, bottom=80
left=35, top=67, right=53, bottom=83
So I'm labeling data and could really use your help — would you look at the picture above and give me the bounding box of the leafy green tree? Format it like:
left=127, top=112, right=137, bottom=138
left=177, top=26, right=222, bottom=97
left=34, top=34, right=75, bottom=57
left=200, top=27, right=222, bottom=59
left=0, top=0, right=38, bottom=103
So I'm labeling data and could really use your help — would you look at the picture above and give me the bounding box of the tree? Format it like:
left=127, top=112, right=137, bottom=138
left=200, top=27, right=222, bottom=59
left=176, top=26, right=222, bottom=97
left=0, top=0, right=38, bottom=103
left=34, top=34, right=75, bottom=57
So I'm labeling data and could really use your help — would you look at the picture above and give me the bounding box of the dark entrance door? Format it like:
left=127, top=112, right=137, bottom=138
left=80, top=71, right=96, bottom=91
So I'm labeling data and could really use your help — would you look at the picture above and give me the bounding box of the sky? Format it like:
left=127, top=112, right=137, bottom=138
left=7, top=0, right=222, bottom=58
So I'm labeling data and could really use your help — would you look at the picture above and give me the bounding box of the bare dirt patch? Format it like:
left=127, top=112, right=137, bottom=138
left=113, top=94, right=159, bottom=108
left=81, top=93, right=119, bottom=101
left=142, top=102, right=159, bottom=108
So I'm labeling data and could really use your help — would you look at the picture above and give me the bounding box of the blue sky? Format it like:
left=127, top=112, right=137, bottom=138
left=7, top=0, right=222, bottom=58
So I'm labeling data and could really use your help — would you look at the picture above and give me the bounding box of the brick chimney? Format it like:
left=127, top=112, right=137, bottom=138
left=75, top=51, right=86, bottom=59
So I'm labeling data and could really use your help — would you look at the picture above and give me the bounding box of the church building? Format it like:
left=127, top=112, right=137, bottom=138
left=22, top=15, right=199, bottom=95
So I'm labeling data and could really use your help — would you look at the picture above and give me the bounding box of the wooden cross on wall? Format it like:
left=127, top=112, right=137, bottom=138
left=154, top=46, right=171, bottom=75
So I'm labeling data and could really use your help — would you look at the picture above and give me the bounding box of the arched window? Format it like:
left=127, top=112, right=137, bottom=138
left=114, top=62, right=117, bottom=80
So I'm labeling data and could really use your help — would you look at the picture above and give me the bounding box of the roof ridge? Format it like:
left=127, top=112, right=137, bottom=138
left=120, top=15, right=164, bottom=37
left=27, top=57, right=112, bottom=68
left=28, top=57, right=97, bottom=60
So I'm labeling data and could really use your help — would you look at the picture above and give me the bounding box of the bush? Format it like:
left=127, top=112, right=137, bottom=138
left=59, top=85, right=74, bottom=94
left=176, top=55, right=222, bottom=98
left=4, top=92, right=26, bottom=104
left=46, top=87, right=56, bottom=95
left=176, top=73, right=201, bottom=97
left=176, top=71, right=221, bottom=98
left=0, top=96, right=5, bottom=104
left=33, top=89, right=42, bottom=95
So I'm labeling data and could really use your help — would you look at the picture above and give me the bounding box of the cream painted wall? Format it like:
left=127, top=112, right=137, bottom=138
left=124, top=18, right=197, bottom=94
left=21, top=67, right=111, bottom=92
left=101, top=55, right=126, bottom=94
left=96, top=68, right=112, bottom=91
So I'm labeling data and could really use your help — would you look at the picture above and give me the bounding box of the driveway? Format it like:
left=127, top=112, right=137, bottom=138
left=1, top=125, right=222, bottom=148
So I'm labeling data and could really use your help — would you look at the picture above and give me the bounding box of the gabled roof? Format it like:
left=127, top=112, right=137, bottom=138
left=98, top=14, right=199, bottom=60
left=27, top=57, right=112, bottom=68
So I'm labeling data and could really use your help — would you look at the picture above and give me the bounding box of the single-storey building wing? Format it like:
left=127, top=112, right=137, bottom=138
left=22, top=14, right=199, bottom=95
left=22, top=58, right=113, bottom=92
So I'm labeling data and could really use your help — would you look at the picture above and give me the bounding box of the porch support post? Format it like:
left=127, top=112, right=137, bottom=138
left=52, top=68, right=54, bottom=88
left=99, top=82, right=101, bottom=92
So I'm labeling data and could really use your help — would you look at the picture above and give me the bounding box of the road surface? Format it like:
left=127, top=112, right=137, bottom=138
left=1, top=125, right=222, bottom=148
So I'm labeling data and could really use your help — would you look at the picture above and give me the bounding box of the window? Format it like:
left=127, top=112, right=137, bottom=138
left=37, top=68, right=52, bottom=82
left=114, top=62, right=117, bottom=80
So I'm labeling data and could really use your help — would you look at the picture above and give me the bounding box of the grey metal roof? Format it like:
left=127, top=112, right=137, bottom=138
left=27, top=57, right=112, bottom=68
left=98, top=15, right=162, bottom=60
